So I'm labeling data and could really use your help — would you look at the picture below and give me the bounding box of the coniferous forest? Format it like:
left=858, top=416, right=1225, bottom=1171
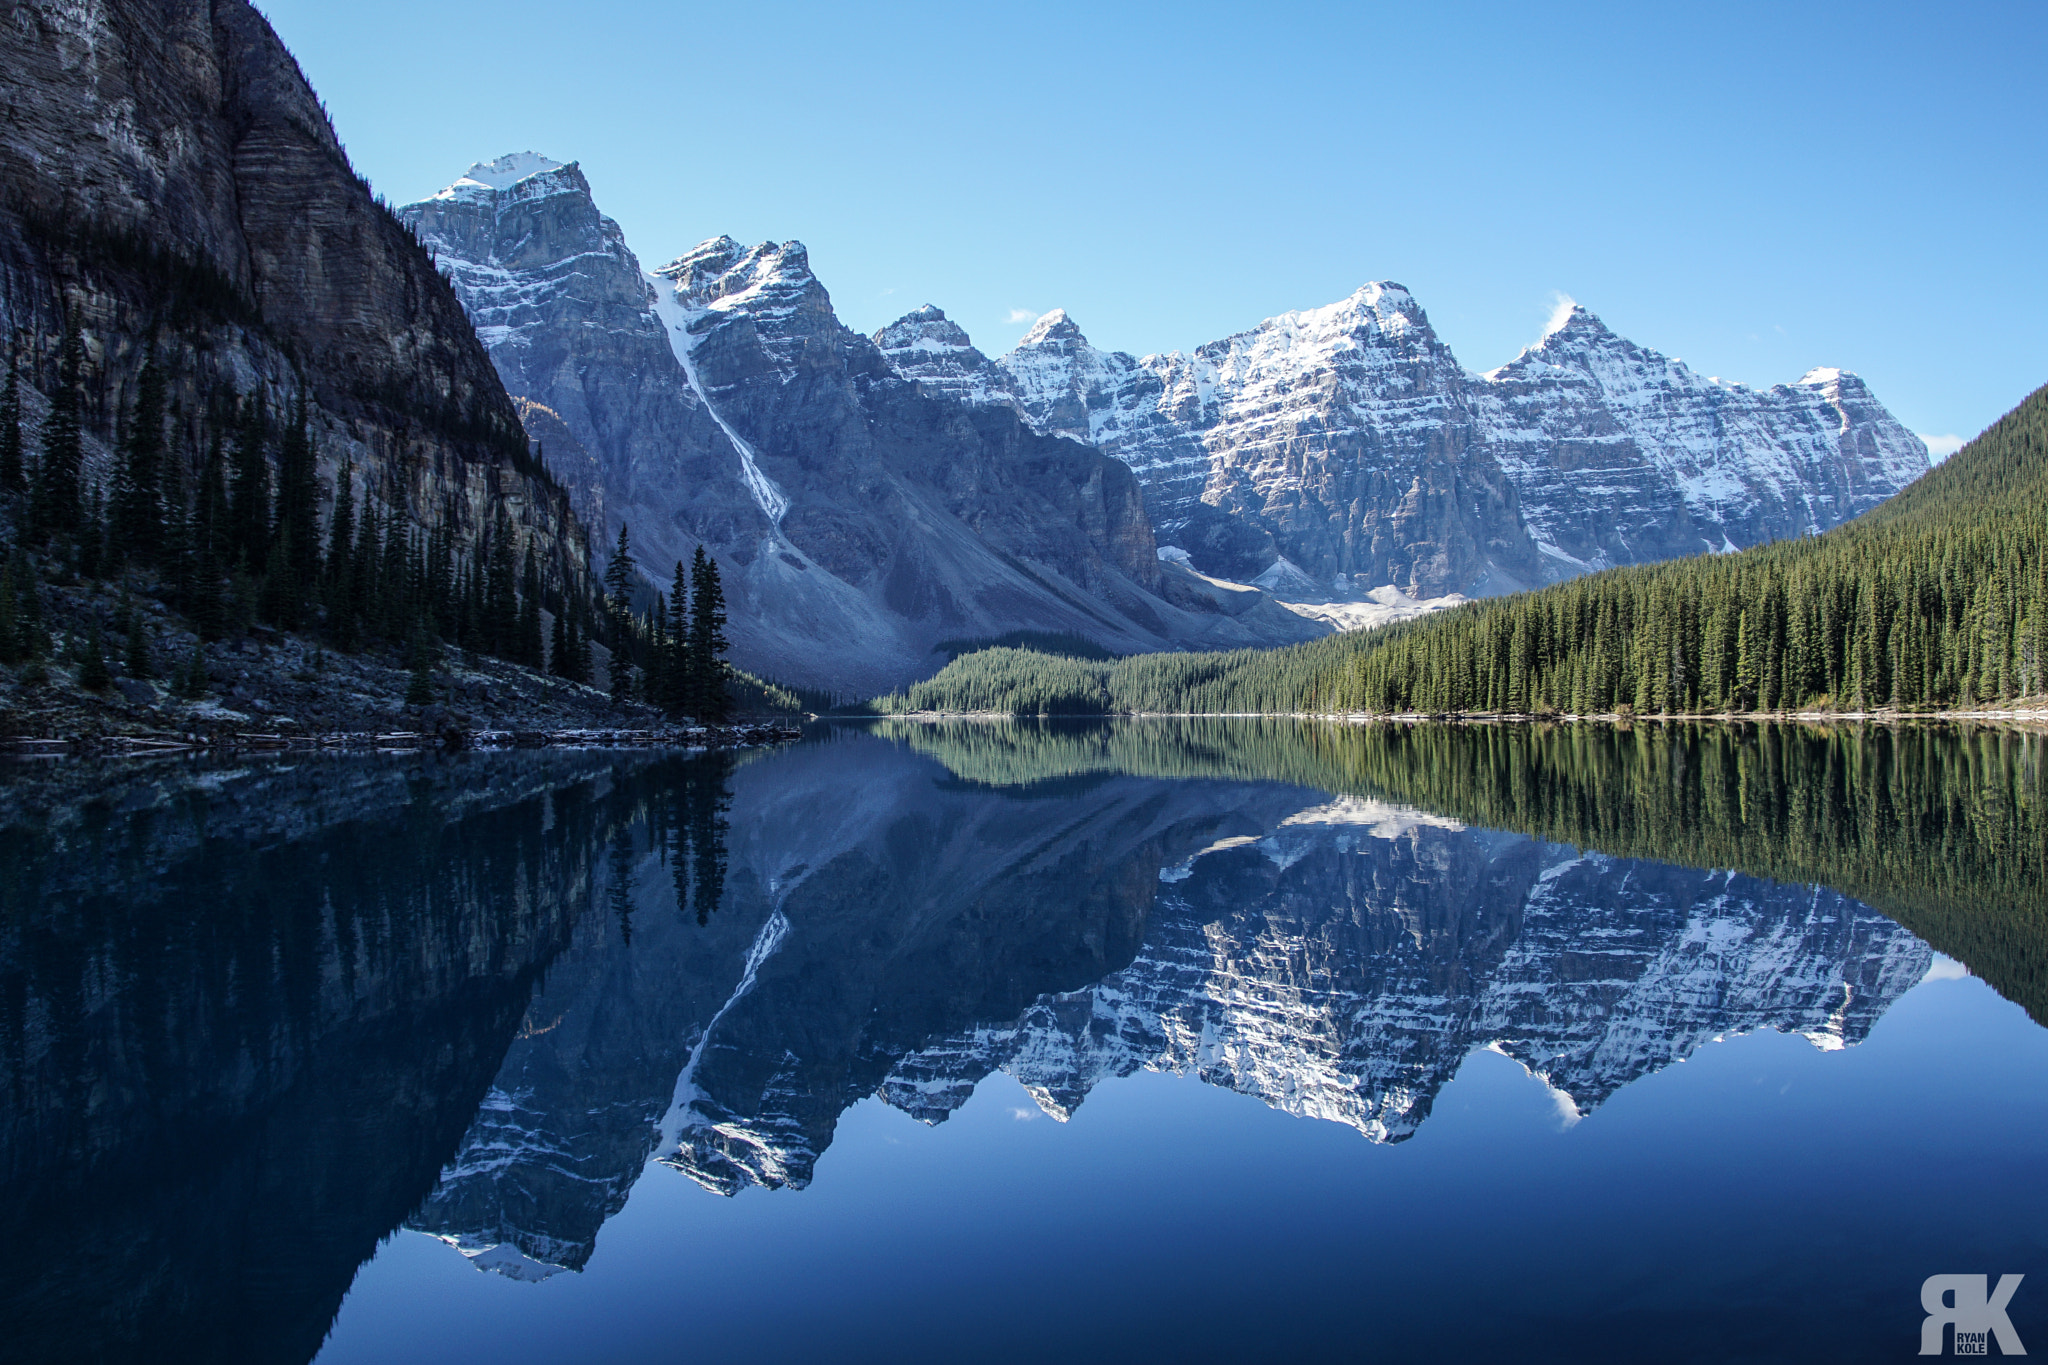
left=0, top=317, right=761, bottom=724
left=875, top=382, right=2048, bottom=717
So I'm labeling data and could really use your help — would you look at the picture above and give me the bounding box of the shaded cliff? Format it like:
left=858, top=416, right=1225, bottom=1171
left=0, top=1, right=589, bottom=596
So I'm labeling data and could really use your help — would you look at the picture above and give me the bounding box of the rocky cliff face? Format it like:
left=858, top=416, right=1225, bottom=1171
left=1476, top=306, right=1932, bottom=571
left=401, top=163, right=1323, bottom=696
left=0, top=2, right=588, bottom=593
left=880, top=291, right=1928, bottom=595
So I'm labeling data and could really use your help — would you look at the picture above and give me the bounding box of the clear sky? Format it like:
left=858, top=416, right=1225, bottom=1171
left=256, top=0, right=2044, bottom=451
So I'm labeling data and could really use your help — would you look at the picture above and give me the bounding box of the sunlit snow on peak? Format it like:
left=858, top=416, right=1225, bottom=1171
left=439, top=151, right=566, bottom=196
left=1019, top=308, right=1082, bottom=347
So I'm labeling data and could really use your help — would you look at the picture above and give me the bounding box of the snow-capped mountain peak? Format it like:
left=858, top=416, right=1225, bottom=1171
left=1019, top=308, right=1087, bottom=347
left=878, top=277, right=1926, bottom=593
left=656, top=238, right=819, bottom=316
left=872, top=303, right=981, bottom=357
left=434, top=151, right=569, bottom=199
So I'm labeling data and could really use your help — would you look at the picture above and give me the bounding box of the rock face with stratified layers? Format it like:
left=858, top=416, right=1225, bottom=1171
left=0, top=1, right=589, bottom=593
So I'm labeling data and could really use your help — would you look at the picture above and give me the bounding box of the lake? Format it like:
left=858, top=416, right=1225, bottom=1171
left=3, top=719, right=2043, bottom=1363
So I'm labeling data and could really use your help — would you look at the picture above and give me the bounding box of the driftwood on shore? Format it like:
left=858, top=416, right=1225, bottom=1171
left=2, top=721, right=807, bottom=759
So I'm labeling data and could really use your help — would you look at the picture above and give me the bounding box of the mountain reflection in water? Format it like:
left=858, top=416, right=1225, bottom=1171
left=0, top=720, right=2040, bottom=1363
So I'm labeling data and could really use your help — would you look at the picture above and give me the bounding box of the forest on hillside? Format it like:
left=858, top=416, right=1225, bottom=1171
left=876, top=383, right=2047, bottom=718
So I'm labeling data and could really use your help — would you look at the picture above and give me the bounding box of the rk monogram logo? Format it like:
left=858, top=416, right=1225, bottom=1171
left=1921, top=1275, right=2026, bottom=1356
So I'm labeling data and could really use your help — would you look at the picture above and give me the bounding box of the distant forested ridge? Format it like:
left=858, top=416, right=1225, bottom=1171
left=876, top=384, right=2046, bottom=717
left=876, top=717, right=2048, bottom=1023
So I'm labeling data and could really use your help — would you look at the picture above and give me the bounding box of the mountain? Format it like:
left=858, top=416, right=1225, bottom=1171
left=0, top=2, right=587, bottom=593
left=877, top=290, right=1928, bottom=594
left=401, top=161, right=1323, bottom=695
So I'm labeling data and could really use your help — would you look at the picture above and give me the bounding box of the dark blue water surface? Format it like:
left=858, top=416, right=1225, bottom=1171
left=3, top=720, right=2043, bottom=1363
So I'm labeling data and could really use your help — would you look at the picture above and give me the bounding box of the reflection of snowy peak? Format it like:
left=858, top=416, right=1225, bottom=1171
left=405, top=740, right=1932, bottom=1281
left=879, top=292, right=1926, bottom=595
left=882, top=817, right=1930, bottom=1144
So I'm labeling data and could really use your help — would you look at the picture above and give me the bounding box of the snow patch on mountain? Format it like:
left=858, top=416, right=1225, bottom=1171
left=650, top=271, right=791, bottom=527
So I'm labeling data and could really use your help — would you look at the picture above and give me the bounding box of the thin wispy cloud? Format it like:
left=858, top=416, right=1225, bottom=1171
left=1007, top=1106, right=1038, bottom=1122
left=1005, top=308, right=1039, bottom=324
left=1541, top=291, right=1578, bottom=336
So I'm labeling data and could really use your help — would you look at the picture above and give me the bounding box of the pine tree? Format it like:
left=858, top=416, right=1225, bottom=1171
left=380, top=512, right=410, bottom=642
left=518, top=546, right=544, bottom=667
left=609, top=637, right=635, bottom=703
left=173, top=639, right=209, bottom=699
left=663, top=559, right=689, bottom=715
left=31, top=315, right=85, bottom=538
left=4, top=550, right=43, bottom=663
left=643, top=604, right=668, bottom=710
left=0, top=345, right=24, bottom=495
left=76, top=484, right=106, bottom=579
left=485, top=513, right=517, bottom=657
left=77, top=623, right=111, bottom=691
left=189, top=431, right=230, bottom=641
left=604, top=522, right=636, bottom=642
left=351, top=501, right=380, bottom=631
left=227, top=395, right=269, bottom=569
left=688, top=547, right=731, bottom=723
left=570, top=611, right=592, bottom=684
left=405, top=628, right=436, bottom=706
left=124, top=603, right=153, bottom=680
left=259, top=529, right=301, bottom=629
left=324, top=460, right=358, bottom=650
left=550, top=608, right=568, bottom=679
left=113, top=353, right=167, bottom=564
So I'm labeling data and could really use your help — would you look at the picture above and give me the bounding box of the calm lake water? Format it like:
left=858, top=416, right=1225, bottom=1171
left=3, top=720, right=2044, bottom=1363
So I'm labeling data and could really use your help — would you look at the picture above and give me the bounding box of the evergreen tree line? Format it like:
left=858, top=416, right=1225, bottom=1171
left=879, top=715, right=2048, bottom=1023
left=0, top=318, right=608, bottom=690
left=874, top=382, right=2048, bottom=717
left=593, top=524, right=737, bottom=723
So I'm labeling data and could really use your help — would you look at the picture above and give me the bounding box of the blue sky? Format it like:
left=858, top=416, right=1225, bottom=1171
left=257, top=0, right=2044, bottom=450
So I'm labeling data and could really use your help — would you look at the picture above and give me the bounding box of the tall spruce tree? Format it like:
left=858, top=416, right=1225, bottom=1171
left=518, top=545, right=544, bottom=667
left=0, top=345, right=24, bottom=495
left=604, top=522, right=636, bottom=639
left=688, top=547, right=731, bottom=723
left=226, top=396, right=269, bottom=569
left=31, top=315, right=85, bottom=537
left=113, top=353, right=166, bottom=563
left=189, top=431, right=229, bottom=641
left=273, top=397, right=320, bottom=615
left=663, top=559, right=689, bottom=715
left=324, top=461, right=358, bottom=650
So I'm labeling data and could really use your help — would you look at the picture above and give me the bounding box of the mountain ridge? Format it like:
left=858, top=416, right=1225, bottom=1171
left=399, top=157, right=1328, bottom=695
left=879, top=289, right=1928, bottom=594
